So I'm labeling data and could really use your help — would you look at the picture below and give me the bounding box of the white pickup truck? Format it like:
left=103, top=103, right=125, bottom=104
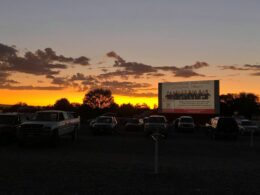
left=18, top=110, right=80, bottom=145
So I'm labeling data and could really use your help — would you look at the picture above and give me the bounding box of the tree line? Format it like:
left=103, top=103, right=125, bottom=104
left=0, top=89, right=259, bottom=120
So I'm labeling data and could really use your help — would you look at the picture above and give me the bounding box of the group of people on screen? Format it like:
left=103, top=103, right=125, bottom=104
left=165, top=90, right=211, bottom=100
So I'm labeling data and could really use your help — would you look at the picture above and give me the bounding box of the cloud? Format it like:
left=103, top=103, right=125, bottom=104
left=0, top=43, right=17, bottom=60
left=219, top=64, right=260, bottom=76
left=174, top=69, right=205, bottom=77
left=106, top=51, right=125, bottom=63
left=96, top=80, right=154, bottom=97
left=184, top=61, right=209, bottom=69
left=0, top=43, right=91, bottom=76
left=73, top=56, right=90, bottom=66
left=105, top=52, right=209, bottom=78
left=70, top=73, right=98, bottom=85
left=146, top=73, right=165, bottom=77
left=219, top=65, right=250, bottom=71
left=155, top=61, right=208, bottom=77
left=244, top=64, right=260, bottom=69
left=251, top=72, right=260, bottom=76
left=0, top=84, right=64, bottom=90
left=101, top=80, right=151, bottom=89
left=0, top=72, right=19, bottom=84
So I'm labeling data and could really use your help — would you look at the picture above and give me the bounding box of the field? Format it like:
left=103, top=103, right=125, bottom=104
left=1, top=127, right=260, bottom=194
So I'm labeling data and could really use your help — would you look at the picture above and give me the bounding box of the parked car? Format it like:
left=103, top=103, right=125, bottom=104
left=144, top=115, right=168, bottom=136
left=238, top=119, right=259, bottom=135
left=91, top=116, right=117, bottom=135
left=0, top=113, right=28, bottom=142
left=18, top=110, right=80, bottom=145
left=174, top=116, right=195, bottom=132
left=125, top=118, right=143, bottom=131
left=207, top=117, right=239, bottom=140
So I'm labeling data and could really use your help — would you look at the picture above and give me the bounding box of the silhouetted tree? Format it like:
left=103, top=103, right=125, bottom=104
left=54, top=98, right=72, bottom=111
left=220, top=93, right=259, bottom=118
left=5, top=102, right=28, bottom=112
left=117, top=103, right=136, bottom=117
left=83, top=88, right=114, bottom=109
left=236, top=93, right=259, bottom=119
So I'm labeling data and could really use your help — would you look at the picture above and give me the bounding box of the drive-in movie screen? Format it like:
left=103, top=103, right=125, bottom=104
left=159, top=80, right=219, bottom=114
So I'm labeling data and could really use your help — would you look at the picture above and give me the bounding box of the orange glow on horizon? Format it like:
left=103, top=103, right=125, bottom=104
left=0, top=80, right=259, bottom=108
left=0, top=89, right=158, bottom=108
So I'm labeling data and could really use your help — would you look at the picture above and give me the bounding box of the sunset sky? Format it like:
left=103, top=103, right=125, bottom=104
left=1, top=0, right=260, bottom=108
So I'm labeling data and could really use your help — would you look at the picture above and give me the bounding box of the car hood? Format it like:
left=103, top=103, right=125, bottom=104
left=21, top=121, right=57, bottom=127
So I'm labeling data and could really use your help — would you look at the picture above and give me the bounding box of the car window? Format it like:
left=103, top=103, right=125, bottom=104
left=180, top=118, right=193, bottom=123
left=34, top=112, right=58, bottom=121
left=96, top=117, right=112, bottom=123
left=148, top=117, right=166, bottom=123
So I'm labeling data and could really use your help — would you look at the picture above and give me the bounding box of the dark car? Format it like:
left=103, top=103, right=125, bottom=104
left=0, top=113, right=27, bottom=142
left=208, top=117, right=239, bottom=140
left=144, top=115, right=168, bottom=136
left=91, top=116, right=118, bottom=135
left=125, top=118, right=143, bottom=131
left=174, top=116, right=196, bottom=132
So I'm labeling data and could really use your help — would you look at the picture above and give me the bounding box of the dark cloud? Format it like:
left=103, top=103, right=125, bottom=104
left=219, top=64, right=260, bottom=71
left=244, top=64, right=260, bottom=69
left=0, top=84, right=64, bottom=90
left=98, top=70, right=130, bottom=79
left=251, top=72, right=260, bottom=76
left=101, top=80, right=151, bottom=89
left=0, top=72, right=19, bottom=84
left=155, top=66, right=179, bottom=72
left=0, top=43, right=17, bottom=60
left=107, top=51, right=125, bottom=63
left=0, top=43, right=91, bottom=77
left=154, top=61, right=209, bottom=77
left=73, top=56, right=90, bottom=66
left=146, top=73, right=165, bottom=77
left=219, top=65, right=250, bottom=71
left=105, top=52, right=208, bottom=78
left=70, top=73, right=86, bottom=81
left=184, top=61, right=209, bottom=69
left=174, top=69, right=205, bottom=77
left=70, top=73, right=98, bottom=85
left=95, top=80, right=154, bottom=97
left=51, top=77, right=69, bottom=85
left=219, top=64, right=260, bottom=76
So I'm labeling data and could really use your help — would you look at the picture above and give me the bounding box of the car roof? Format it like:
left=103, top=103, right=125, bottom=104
left=179, top=116, right=193, bottom=119
left=37, top=110, right=66, bottom=113
left=0, top=112, right=19, bottom=116
left=149, top=115, right=165, bottom=118
left=241, top=119, right=251, bottom=122
left=97, top=116, right=113, bottom=118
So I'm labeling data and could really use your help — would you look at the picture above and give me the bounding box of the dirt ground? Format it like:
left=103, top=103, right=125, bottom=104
left=0, top=127, right=260, bottom=194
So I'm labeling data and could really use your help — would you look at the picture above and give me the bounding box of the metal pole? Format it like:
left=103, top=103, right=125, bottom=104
left=154, top=138, right=159, bottom=174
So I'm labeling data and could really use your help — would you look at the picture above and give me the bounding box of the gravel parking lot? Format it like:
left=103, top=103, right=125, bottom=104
left=1, top=127, right=260, bottom=194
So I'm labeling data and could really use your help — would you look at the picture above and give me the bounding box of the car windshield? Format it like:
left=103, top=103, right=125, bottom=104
left=148, top=117, right=166, bottom=123
left=180, top=118, right=193, bottom=123
left=241, top=121, right=254, bottom=126
left=0, top=115, right=18, bottom=124
left=96, top=117, right=112, bottom=123
left=34, top=112, right=58, bottom=121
